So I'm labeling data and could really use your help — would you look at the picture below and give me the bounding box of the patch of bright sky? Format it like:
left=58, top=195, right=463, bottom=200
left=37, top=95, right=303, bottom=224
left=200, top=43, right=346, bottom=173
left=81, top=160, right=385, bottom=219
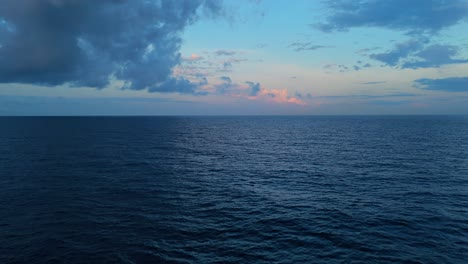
left=183, top=1, right=406, bottom=70
left=179, top=0, right=468, bottom=113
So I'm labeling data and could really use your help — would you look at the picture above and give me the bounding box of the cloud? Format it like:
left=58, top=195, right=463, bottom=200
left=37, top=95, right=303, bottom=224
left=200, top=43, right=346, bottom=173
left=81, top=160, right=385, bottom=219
left=355, top=47, right=381, bottom=55
left=369, top=39, right=468, bottom=68
left=295, top=92, right=313, bottom=100
left=319, top=1, right=468, bottom=70
left=211, top=76, right=305, bottom=105
left=214, top=49, right=238, bottom=56
left=174, top=50, right=248, bottom=81
left=219, top=58, right=248, bottom=73
left=246, top=81, right=261, bottom=96
left=402, top=44, right=468, bottom=68
left=148, top=77, right=207, bottom=95
left=215, top=76, right=233, bottom=94
left=370, top=38, right=428, bottom=66
left=0, top=0, right=223, bottom=94
left=361, top=81, right=386, bottom=85
left=289, top=41, right=330, bottom=52
left=183, top=54, right=204, bottom=62
left=220, top=76, right=232, bottom=82
left=414, top=77, right=468, bottom=92
left=256, top=88, right=306, bottom=105
left=317, top=0, right=468, bottom=34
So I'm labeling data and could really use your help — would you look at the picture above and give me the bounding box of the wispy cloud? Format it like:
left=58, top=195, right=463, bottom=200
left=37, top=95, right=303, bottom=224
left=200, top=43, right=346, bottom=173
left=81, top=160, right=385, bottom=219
left=174, top=50, right=248, bottom=80
left=214, top=49, right=239, bottom=56
left=361, top=81, right=387, bottom=85
left=289, top=41, right=331, bottom=52
left=355, top=47, right=381, bottom=55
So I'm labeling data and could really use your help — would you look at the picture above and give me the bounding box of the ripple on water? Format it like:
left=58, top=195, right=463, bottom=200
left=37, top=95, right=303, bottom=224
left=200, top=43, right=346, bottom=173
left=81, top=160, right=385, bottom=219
left=1, top=116, right=468, bottom=263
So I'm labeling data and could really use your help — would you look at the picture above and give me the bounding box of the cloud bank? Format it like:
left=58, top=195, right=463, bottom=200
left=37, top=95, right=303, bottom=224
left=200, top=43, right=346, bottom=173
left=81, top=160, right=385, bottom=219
left=0, top=0, right=222, bottom=94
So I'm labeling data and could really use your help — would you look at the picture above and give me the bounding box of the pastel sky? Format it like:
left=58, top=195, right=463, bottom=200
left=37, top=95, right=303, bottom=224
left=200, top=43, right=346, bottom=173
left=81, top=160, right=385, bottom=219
left=1, top=0, right=468, bottom=115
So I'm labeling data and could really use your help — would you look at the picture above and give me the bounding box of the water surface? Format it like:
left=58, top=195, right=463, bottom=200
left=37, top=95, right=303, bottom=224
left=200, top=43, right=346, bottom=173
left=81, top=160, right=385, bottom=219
left=1, top=116, right=468, bottom=263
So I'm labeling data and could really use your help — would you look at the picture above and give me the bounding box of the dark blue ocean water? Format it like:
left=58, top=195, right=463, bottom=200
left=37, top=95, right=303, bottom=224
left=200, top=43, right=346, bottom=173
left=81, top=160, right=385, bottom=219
left=1, top=116, right=468, bottom=263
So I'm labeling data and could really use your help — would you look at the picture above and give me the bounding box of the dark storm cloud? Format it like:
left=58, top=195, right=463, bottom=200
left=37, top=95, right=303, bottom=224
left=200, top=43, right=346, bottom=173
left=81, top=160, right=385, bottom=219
left=0, top=0, right=223, bottom=93
left=317, top=0, right=468, bottom=34
left=414, top=77, right=468, bottom=92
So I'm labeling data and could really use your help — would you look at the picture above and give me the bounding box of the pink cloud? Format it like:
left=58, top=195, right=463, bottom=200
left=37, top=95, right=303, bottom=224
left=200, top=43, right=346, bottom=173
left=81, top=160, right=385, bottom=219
left=183, top=54, right=204, bottom=62
left=255, top=87, right=307, bottom=105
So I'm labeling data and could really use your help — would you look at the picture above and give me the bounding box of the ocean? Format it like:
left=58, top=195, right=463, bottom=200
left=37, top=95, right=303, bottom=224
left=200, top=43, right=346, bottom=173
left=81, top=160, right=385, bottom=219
left=1, top=116, right=467, bottom=263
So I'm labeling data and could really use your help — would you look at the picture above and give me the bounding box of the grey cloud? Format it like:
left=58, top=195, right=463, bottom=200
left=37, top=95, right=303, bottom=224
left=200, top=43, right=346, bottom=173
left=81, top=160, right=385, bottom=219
left=289, top=41, right=330, bottom=52
left=370, top=40, right=468, bottom=68
left=295, top=92, right=312, bottom=100
left=222, top=62, right=232, bottom=72
left=323, top=64, right=337, bottom=69
left=318, top=1, right=468, bottom=70
left=220, top=76, right=232, bottom=83
left=317, top=0, right=468, bottom=34
left=370, top=38, right=428, bottom=66
left=218, top=58, right=247, bottom=73
left=214, top=77, right=262, bottom=96
left=361, top=81, right=386, bottom=85
left=246, top=81, right=261, bottom=96
left=414, top=77, right=468, bottom=92
left=0, top=0, right=223, bottom=94
left=214, top=49, right=237, bottom=56
left=402, top=44, right=468, bottom=68
left=355, top=47, right=380, bottom=55
left=148, top=77, right=205, bottom=95
left=337, top=64, right=349, bottom=72
left=215, top=75, right=233, bottom=94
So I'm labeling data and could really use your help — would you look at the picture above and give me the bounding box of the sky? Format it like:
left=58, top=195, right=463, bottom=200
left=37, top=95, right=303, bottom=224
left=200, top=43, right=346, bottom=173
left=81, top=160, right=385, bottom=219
left=1, top=0, right=468, bottom=115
